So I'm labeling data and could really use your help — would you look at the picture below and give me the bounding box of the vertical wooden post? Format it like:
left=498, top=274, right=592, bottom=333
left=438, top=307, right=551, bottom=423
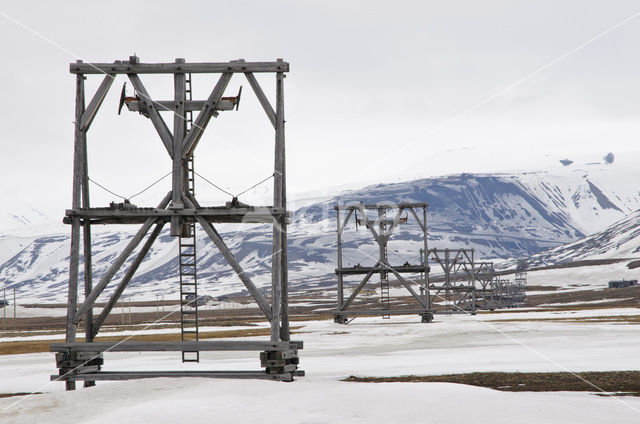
left=470, top=249, right=476, bottom=314
left=66, top=68, right=85, bottom=391
left=171, top=58, right=186, bottom=236
left=378, top=208, right=385, bottom=271
left=422, top=206, right=430, bottom=310
left=80, top=81, right=95, bottom=388
left=276, top=64, right=289, bottom=341
left=336, top=208, right=344, bottom=310
left=271, top=62, right=286, bottom=342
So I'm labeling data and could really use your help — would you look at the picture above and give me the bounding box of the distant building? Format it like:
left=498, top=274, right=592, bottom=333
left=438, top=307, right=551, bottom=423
left=608, top=280, right=638, bottom=289
left=185, top=294, right=214, bottom=306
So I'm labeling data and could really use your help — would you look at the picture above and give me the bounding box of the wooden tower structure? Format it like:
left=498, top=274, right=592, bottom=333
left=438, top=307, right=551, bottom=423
left=425, top=248, right=477, bottom=314
left=333, top=202, right=433, bottom=323
left=51, top=56, right=303, bottom=389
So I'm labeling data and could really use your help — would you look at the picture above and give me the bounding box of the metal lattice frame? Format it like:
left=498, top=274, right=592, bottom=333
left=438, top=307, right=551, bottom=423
left=53, top=56, right=303, bottom=390
left=333, top=202, right=433, bottom=324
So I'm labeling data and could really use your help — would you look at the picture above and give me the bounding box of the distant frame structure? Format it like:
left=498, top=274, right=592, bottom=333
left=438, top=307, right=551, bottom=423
left=425, top=248, right=477, bottom=315
left=52, top=56, right=303, bottom=390
left=333, top=202, right=433, bottom=323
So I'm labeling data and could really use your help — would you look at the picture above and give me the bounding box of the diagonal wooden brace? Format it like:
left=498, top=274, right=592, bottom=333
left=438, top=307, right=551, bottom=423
left=74, top=192, right=172, bottom=323
left=182, top=73, right=233, bottom=158
left=386, top=266, right=427, bottom=309
left=128, top=74, right=174, bottom=157
left=183, top=195, right=273, bottom=320
left=91, top=221, right=166, bottom=338
left=80, top=73, right=115, bottom=132
left=243, top=70, right=276, bottom=128
left=340, top=264, right=378, bottom=311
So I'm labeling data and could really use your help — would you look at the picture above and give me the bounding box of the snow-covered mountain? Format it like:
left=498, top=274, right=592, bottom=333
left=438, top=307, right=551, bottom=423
left=1, top=162, right=639, bottom=303
left=518, top=208, right=640, bottom=268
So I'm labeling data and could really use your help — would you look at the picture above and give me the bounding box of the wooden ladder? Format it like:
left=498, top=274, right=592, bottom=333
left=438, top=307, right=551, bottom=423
left=179, top=73, right=199, bottom=363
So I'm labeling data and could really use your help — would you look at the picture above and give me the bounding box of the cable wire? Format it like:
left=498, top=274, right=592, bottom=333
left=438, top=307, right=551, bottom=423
left=88, top=177, right=127, bottom=200
left=194, top=171, right=234, bottom=197
left=89, top=171, right=172, bottom=201
left=129, top=171, right=172, bottom=199
left=235, top=173, right=274, bottom=198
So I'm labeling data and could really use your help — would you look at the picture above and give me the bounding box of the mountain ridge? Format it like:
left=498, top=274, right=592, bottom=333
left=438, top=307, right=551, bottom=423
left=1, top=164, right=639, bottom=303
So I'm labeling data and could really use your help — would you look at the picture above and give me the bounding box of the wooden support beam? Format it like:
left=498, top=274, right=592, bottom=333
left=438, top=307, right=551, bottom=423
left=181, top=73, right=232, bottom=158
left=74, top=192, right=172, bottom=323
left=65, top=70, right=85, bottom=391
left=387, top=268, right=427, bottom=309
left=51, top=340, right=302, bottom=352
left=336, top=209, right=345, bottom=311
left=244, top=71, right=276, bottom=127
left=125, top=99, right=235, bottom=113
left=335, top=202, right=429, bottom=211
left=382, top=207, right=406, bottom=243
left=128, top=74, right=174, bottom=157
left=338, top=209, right=354, bottom=236
left=335, top=265, right=427, bottom=275
left=54, top=371, right=295, bottom=381
left=354, top=205, right=381, bottom=242
left=276, top=69, right=289, bottom=341
left=79, top=73, right=115, bottom=131
left=91, top=221, right=165, bottom=338
left=80, top=106, right=95, bottom=387
left=333, top=309, right=431, bottom=317
left=408, top=207, right=426, bottom=232
left=183, top=196, right=273, bottom=320
left=65, top=206, right=285, bottom=222
left=171, top=59, right=186, bottom=235
left=71, top=61, right=289, bottom=75
left=339, top=266, right=378, bottom=311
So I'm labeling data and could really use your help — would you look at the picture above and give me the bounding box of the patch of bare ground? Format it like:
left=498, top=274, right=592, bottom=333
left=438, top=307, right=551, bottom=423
left=343, top=371, right=640, bottom=396
left=525, top=285, right=640, bottom=309
left=526, top=285, right=560, bottom=292
left=0, top=392, right=41, bottom=398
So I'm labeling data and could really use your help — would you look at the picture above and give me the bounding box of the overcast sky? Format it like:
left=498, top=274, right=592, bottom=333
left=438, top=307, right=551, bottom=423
left=1, top=1, right=639, bottom=218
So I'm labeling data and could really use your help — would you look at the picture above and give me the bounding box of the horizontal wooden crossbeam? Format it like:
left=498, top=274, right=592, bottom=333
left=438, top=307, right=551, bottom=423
left=70, top=61, right=289, bottom=74
left=50, top=340, right=303, bottom=352
left=333, top=309, right=432, bottom=316
left=52, top=371, right=302, bottom=382
left=64, top=207, right=288, bottom=224
left=335, top=202, right=428, bottom=210
left=335, top=265, right=428, bottom=275
left=125, top=99, right=236, bottom=112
